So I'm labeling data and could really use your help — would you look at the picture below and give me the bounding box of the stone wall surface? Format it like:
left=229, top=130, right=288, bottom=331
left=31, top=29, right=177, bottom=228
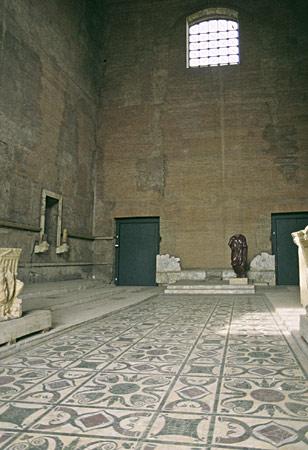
left=0, top=0, right=103, bottom=281
left=95, top=0, right=308, bottom=275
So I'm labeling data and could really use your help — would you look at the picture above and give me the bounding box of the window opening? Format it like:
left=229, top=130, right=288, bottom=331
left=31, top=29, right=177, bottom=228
left=187, top=9, right=239, bottom=68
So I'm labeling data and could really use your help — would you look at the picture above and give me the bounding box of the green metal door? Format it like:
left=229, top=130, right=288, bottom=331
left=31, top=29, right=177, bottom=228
left=115, top=217, right=160, bottom=286
left=272, top=212, right=308, bottom=285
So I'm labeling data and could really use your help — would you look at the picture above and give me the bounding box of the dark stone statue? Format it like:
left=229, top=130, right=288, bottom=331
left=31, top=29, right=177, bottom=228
left=228, top=234, right=248, bottom=278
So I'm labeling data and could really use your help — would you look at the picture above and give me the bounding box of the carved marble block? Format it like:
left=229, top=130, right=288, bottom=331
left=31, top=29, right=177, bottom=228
left=34, top=239, right=49, bottom=254
left=0, top=248, right=24, bottom=321
left=156, top=254, right=208, bottom=285
left=248, top=252, right=276, bottom=286
left=156, top=254, right=182, bottom=284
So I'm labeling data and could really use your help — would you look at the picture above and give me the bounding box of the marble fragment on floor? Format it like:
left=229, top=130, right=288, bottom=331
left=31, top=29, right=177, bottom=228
left=0, top=292, right=307, bottom=449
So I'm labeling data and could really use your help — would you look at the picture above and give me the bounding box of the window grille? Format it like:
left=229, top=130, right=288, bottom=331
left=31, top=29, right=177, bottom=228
left=188, top=17, right=239, bottom=68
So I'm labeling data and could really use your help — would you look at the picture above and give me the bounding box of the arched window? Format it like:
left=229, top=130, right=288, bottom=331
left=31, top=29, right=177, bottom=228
left=187, top=8, right=240, bottom=68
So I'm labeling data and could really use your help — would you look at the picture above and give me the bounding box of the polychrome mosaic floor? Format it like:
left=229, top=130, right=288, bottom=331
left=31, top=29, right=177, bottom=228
left=0, top=293, right=307, bottom=449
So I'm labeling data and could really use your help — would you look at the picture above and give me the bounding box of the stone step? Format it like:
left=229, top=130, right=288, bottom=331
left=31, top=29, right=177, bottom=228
left=164, top=283, right=255, bottom=295
left=22, top=279, right=104, bottom=299
left=166, top=283, right=255, bottom=290
left=23, top=288, right=116, bottom=312
left=23, top=285, right=154, bottom=312
left=165, top=289, right=255, bottom=294
left=46, top=286, right=150, bottom=311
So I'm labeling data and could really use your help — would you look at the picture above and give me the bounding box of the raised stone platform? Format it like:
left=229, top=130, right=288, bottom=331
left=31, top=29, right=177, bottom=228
left=0, top=310, right=52, bottom=346
left=164, top=280, right=255, bottom=295
left=0, top=281, right=162, bottom=359
left=156, top=254, right=275, bottom=286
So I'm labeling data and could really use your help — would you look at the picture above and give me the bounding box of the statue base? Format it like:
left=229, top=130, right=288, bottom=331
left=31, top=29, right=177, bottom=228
left=164, top=279, right=255, bottom=295
left=229, top=277, right=248, bottom=285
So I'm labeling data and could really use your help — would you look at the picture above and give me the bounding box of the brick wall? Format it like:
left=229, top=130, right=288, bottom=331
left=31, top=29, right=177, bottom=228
left=2, top=0, right=308, bottom=282
left=95, top=0, right=308, bottom=273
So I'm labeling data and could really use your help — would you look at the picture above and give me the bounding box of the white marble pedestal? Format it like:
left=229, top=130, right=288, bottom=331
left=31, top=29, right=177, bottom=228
left=292, top=226, right=308, bottom=343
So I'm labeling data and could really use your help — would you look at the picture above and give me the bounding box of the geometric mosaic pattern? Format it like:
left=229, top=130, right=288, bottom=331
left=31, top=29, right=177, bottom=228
left=0, top=293, right=307, bottom=449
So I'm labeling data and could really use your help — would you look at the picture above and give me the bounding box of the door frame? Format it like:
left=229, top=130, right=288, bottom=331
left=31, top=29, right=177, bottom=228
left=114, top=216, right=160, bottom=286
left=271, top=211, right=308, bottom=285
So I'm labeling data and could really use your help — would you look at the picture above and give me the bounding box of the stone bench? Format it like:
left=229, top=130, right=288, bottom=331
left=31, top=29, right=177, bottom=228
left=0, top=309, right=52, bottom=346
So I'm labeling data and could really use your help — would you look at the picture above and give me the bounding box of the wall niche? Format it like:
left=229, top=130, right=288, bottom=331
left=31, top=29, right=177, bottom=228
left=34, top=190, right=67, bottom=255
